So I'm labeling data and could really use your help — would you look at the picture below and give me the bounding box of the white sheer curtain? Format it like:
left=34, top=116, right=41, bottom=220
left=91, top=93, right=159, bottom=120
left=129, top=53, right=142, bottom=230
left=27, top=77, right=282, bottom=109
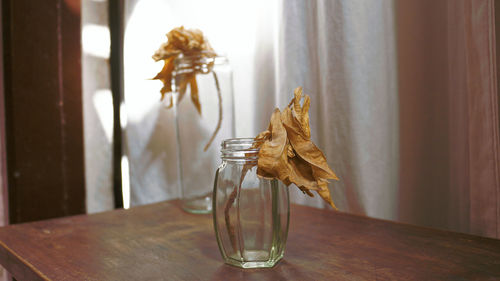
left=122, top=0, right=398, bottom=219
left=123, top=0, right=280, bottom=206
left=82, top=0, right=115, bottom=213
left=274, top=1, right=398, bottom=218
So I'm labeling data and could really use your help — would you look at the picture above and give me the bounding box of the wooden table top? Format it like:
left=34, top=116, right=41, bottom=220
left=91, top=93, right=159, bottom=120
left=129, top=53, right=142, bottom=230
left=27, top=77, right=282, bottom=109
left=0, top=200, right=499, bottom=281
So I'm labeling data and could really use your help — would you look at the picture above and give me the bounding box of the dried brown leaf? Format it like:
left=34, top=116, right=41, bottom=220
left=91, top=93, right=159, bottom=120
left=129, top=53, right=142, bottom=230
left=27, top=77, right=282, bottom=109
left=152, top=26, right=221, bottom=150
left=165, top=94, right=173, bottom=109
left=317, top=180, right=336, bottom=209
left=287, top=155, right=320, bottom=190
left=254, top=87, right=339, bottom=209
left=189, top=76, right=201, bottom=115
left=256, top=109, right=288, bottom=179
left=291, top=87, right=311, bottom=138
left=202, top=72, right=223, bottom=151
left=154, top=57, right=175, bottom=100
left=281, top=107, right=338, bottom=180
left=177, top=75, right=189, bottom=104
left=254, top=130, right=271, bottom=144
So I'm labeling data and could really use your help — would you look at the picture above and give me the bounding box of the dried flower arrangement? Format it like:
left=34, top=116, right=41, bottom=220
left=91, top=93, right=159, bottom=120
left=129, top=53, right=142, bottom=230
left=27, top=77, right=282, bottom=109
left=221, top=87, right=338, bottom=257
left=253, top=87, right=338, bottom=208
left=152, top=28, right=336, bottom=219
left=152, top=26, right=221, bottom=151
left=223, top=87, right=338, bottom=251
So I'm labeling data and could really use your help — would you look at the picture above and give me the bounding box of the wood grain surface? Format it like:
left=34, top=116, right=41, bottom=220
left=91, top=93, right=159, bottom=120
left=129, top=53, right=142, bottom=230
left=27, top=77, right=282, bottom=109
left=0, top=200, right=499, bottom=280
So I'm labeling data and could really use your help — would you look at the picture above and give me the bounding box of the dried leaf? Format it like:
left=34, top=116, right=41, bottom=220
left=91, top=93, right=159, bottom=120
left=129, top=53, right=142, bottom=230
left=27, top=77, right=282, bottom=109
left=154, top=57, right=175, bottom=100
left=202, top=72, right=223, bottom=152
left=154, top=27, right=215, bottom=59
left=177, top=75, right=189, bottom=104
left=255, top=130, right=271, bottom=143
left=153, top=26, right=214, bottom=98
left=287, top=155, right=321, bottom=191
left=291, top=87, right=311, bottom=139
left=165, top=94, right=173, bottom=109
left=281, top=107, right=338, bottom=180
left=318, top=180, right=336, bottom=209
left=256, top=109, right=288, bottom=179
left=254, top=87, right=339, bottom=209
left=152, top=26, right=221, bottom=150
left=189, top=76, right=201, bottom=115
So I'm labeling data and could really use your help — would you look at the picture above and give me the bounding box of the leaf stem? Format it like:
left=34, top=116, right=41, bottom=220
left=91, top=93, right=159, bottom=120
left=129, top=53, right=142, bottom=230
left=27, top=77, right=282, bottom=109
left=203, top=71, right=223, bottom=151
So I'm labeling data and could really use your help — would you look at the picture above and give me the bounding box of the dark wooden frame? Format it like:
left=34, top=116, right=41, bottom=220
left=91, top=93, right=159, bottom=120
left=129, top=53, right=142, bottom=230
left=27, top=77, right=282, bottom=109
left=496, top=0, right=500, bottom=129
left=109, top=0, right=124, bottom=209
left=1, top=0, right=85, bottom=224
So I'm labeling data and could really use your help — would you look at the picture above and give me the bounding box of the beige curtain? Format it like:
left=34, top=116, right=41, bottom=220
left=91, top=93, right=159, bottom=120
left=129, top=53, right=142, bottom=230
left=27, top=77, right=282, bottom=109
left=82, top=0, right=115, bottom=214
left=272, top=0, right=399, bottom=220
left=397, top=0, right=500, bottom=238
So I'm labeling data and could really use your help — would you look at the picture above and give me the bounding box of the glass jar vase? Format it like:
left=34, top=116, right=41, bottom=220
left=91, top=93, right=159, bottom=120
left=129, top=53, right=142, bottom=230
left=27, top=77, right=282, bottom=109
left=212, top=138, right=290, bottom=268
left=172, top=54, right=235, bottom=214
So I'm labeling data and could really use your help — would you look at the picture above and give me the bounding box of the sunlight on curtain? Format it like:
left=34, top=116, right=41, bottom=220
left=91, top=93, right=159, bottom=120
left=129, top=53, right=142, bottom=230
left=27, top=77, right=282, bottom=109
left=123, top=0, right=398, bottom=219
left=123, top=0, right=278, bottom=206
left=82, top=0, right=115, bottom=214
left=276, top=1, right=398, bottom=217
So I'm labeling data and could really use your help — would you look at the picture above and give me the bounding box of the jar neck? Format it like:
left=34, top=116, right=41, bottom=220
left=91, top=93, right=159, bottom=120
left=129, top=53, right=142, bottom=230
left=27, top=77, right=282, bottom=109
left=221, top=138, right=260, bottom=163
left=174, top=53, right=228, bottom=75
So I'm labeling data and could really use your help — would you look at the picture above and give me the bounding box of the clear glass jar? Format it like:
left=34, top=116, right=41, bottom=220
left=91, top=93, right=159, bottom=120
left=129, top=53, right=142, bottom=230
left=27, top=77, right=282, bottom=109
left=172, top=54, right=235, bottom=214
left=212, top=138, right=290, bottom=268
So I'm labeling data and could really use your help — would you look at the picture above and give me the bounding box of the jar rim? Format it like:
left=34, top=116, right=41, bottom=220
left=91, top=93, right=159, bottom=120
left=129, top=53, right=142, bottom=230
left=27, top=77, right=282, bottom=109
left=221, top=138, right=261, bottom=161
left=173, top=54, right=228, bottom=75
left=174, top=53, right=228, bottom=66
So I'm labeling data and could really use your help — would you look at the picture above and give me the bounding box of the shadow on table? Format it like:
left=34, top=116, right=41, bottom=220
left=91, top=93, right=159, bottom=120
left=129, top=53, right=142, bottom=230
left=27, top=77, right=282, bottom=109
left=210, top=260, right=309, bottom=281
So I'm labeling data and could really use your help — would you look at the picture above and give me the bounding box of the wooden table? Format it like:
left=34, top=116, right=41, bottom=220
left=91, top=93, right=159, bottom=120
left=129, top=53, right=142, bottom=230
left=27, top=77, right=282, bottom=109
left=0, top=200, right=499, bottom=280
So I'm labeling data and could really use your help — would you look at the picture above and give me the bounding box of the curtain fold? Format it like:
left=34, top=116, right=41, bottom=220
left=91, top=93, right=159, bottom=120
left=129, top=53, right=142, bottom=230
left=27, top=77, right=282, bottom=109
left=397, top=0, right=500, bottom=238
left=275, top=0, right=399, bottom=218
left=456, top=0, right=499, bottom=238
